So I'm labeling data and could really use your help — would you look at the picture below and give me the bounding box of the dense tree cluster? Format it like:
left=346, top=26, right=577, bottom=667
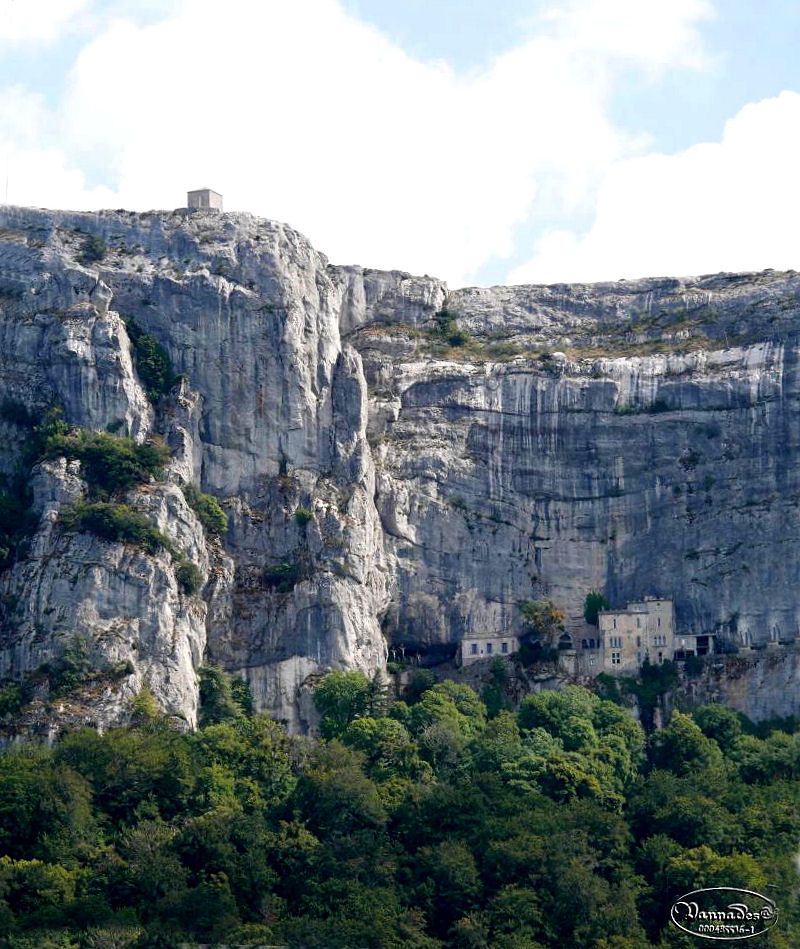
left=0, top=671, right=797, bottom=948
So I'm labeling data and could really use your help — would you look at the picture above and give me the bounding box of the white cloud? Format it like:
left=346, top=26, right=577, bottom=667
left=508, top=91, right=800, bottom=285
left=1, top=0, right=714, bottom=285
left=0, top=0, right=90, bottom=45
left=544, top=0, right=715, bottom=73
left=0, top=86, right=117, bottom=208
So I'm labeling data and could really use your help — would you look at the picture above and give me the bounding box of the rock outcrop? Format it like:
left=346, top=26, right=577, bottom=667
left=1, top=204, right=799, bottom=729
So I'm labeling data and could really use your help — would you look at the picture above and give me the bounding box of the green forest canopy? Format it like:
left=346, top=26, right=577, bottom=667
left=0, top=672, right=797, bottom=948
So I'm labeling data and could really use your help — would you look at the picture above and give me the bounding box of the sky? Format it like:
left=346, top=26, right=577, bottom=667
left=1, top=0, right=800, bottom=288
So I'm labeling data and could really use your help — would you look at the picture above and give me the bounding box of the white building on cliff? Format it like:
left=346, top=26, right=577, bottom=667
left=579, top=596, right=714, bottom=675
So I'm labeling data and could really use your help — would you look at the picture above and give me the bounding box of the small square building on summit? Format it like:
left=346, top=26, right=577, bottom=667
left=187, top=188, right=223, bottom=211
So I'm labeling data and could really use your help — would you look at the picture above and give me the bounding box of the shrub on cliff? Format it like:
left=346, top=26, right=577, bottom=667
left=181, top=483, right=228, bottom=535
left=42, top=428, right=169, bottom=497
left=428, top=308, right=471, bottom=347
left=175, top=561, right=203, bottom=595
left=60, top=501, right=172, bottom=555
left=123, top=318, right=176, bottom=402
left=80, top=234, right=107, bottom=264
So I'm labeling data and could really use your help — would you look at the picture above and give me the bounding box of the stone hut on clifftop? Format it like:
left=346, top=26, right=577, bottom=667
left=187, top=188, right=223, bottom=211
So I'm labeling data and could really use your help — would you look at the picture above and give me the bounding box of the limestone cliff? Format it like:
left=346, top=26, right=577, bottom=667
left=0, top=204, right=799, bottom=731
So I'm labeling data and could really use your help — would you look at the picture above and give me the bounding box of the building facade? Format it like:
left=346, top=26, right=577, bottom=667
left=459, top=634, right=519, bottom=665
left=596, top=597, right=676, bottom=674
left=187, top=188, right=223, bottom=211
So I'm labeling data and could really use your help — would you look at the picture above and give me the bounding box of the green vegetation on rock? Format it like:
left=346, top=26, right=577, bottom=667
left=175, top=560, right=203, bottom=595
left=428, top=308, right=471, bottom=347
left=79, top=234, right=106, bottom=264
left=181, top=482, right=228, bottom=535
left=123, top=318, right=176, bottom=402
left=42, top=425, right=169, bottom=498
left=59, top=501, right=171, bottom=555
left=583, top=590, right=610, bottom=626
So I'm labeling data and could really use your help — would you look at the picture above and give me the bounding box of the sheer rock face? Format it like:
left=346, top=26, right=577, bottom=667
left=1, top=460, right=209, bottom=730
left=1, top=204, right=800, bottom=729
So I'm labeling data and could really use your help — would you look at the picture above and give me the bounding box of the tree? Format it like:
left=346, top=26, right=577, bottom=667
left=199, top=666, right=245, bottom=726
left=0, top=750, right=95, bottom=862
left=693, top=703, right=743, bottom=753
left=648, top=711, right=724, bottom=776
left=313, top=671, right=372, bottom=739
left=49, top=633, right=93, bottom=695
left=409, top=681, right=487, bottom=741
left=408, top=840, right=482, bottom=937
left=130, top=684, right=159, bottom=723
left=402, top=668, right=436, bottom=705
left=291, top=742, right=386, bottom=837
left=518, top=600, right=565, bottom=643
left=341, top=717, right=424, bottom=781
left=517, top=686, right=597, bottom=741
left=583, top=591, right=610, bottom=626
left=469, top=711, right=524, bottom=773
left=482, top=657, right=511, bottom=719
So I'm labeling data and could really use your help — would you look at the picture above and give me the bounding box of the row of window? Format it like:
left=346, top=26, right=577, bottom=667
left=610, top=650, right=665, bottom=666
left=608, top=634, right=668, bottom=649
left=468, top=642, right=510, bottom=655
left=611, top=616, right=642, bottom=629
left=609, top=615, right=665, bottom=630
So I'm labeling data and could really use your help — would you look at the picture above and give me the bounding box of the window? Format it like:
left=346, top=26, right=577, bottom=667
left=613, top=618, right=617, bottom=630
left=611, top=651, right=621, bottom=665
left=486, top=642, right=493, bottom=655
left=658, top=651, right=663, bottom=663
left=658, top=616, right=661, bottom=628
left=501, top=642, right=508, bottom=654
left=637, top=652, right=641, bottom=664
left=470, top=643, right=478, bottom=655
left=609, top=636, right=622, bottom=648
left=636, top=635, right=641, bottom=647
left=637, top=617, right=641, bottom=628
